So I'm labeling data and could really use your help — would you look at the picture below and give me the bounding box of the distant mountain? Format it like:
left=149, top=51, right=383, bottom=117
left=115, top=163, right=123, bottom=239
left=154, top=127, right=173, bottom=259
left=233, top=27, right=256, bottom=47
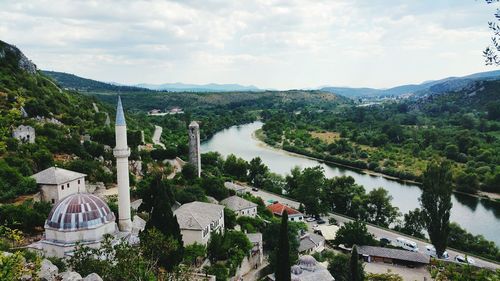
left=43, top=70, right=262, bottom=93
left=321, top=70, right=500, bottom=98
left=135, top=82, right=261, bottom=92
left=42, top=71, right=152, bottom=92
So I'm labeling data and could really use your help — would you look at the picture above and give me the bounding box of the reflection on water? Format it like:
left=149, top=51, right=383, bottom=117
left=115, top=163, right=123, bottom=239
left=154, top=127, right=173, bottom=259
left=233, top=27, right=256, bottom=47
left=454, top=193, right=479, bottom=211
left=201, top=121, right=500, bottom=245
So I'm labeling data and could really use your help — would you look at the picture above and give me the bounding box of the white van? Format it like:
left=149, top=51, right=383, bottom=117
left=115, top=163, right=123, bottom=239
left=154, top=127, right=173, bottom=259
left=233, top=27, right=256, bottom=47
left=425, top=245, right=449, bottom=259
left=395, top=237, right=419, bottom=252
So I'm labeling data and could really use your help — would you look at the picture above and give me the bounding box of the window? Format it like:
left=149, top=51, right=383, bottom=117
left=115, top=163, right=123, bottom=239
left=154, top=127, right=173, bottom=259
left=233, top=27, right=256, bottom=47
left=67, top=183, right=70, bottom=188
left=78, top=179, right=80, bottom=184
left=61, top=185, right=64, bottom=190
left=51, top=199, right=55, bottom=204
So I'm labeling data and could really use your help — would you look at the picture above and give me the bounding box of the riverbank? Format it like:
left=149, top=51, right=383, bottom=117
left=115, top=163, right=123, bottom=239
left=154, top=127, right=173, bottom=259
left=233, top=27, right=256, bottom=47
left=254, top=129, right=500, bottom=203
left=253, top=129, right=420, bottom=184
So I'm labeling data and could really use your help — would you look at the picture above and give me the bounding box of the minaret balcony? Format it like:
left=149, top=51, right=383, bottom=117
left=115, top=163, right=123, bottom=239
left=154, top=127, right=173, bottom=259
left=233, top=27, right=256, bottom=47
left=113, top=147, right=130, bottom=158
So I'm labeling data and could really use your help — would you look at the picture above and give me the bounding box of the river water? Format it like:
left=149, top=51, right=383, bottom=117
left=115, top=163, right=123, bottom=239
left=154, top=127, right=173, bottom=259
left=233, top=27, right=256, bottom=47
left=201, top=121, right=500, bottom=245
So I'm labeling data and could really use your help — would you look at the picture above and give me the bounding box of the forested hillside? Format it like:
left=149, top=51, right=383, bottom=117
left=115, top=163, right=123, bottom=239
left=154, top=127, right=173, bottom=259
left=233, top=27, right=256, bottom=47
left=42, top=70, right=152, bottom=92
left=0, top=40, right=151, bottom=202
left=262, top=81, right=500, bottom=194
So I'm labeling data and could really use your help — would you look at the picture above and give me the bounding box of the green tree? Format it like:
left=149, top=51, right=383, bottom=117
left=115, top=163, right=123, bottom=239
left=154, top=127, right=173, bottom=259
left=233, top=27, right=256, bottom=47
left=207, top=231, right=224, bottom=263
left=181, top=163, right=197, bottom=180
left=275, top=211, right=291, bottom=281
left=248, top=157, right=268, bottom=186
left=420, top=161, right=453, bottom=258
left=364, top=188, right=399, bottom=227
left=394, top=208, right=425, bottom=239
left=140, top=175, right=184, bottom=268
left=140, top=227, right=181, bottom=271
left=350, top=246, right=364, bottom=281
left=323, top=176, right=366, bottom=218
left=183, top=243, right=206, bottom=266
left=334, top=220, right=375, bottom=247
left=69, top=235, right=156, bottom=281
left=327, top=252, right=364, bottom=281
left=455, top=171, right=479, bottom=194
left=223, top=154, right=248, bottom=180
left=224, top=208, right=237, bottom=229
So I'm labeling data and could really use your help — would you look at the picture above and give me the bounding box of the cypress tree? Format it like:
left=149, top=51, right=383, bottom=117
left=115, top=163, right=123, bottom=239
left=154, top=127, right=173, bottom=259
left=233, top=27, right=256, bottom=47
left=275, top=211, right=291, bottom=281
left=420, top=161, right=453, bottom=258
left=350, top=246, right=360, bottom=281
left=143, top=175, right=184, bottom=268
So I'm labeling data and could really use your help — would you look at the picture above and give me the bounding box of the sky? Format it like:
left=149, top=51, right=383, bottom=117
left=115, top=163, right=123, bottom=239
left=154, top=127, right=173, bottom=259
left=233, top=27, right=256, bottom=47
left=0, top=0, right=498, bottom=90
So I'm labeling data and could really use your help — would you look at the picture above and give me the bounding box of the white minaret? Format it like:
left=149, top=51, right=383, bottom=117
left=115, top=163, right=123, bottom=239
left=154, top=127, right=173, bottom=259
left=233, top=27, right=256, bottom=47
left=188, top=121, right=201, bottom=177
left=113, top=96, right=132, bottom=232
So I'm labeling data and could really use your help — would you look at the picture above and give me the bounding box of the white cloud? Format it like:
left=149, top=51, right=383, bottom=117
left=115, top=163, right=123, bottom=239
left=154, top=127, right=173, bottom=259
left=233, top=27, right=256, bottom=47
left=0, top=0, right=495, bottom=89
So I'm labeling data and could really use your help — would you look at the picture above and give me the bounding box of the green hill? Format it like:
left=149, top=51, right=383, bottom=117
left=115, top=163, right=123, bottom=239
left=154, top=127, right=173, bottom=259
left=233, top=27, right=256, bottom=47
left=42, top=70, right=153, bottom=93
left=0, top=40, right=145, bottom=202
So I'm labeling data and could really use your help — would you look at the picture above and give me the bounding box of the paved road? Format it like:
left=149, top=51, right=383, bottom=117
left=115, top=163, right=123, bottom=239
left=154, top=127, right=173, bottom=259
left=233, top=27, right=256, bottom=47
left=152, top=125, right=165, bottom=149
left=240, top=185, right=500, bottom=270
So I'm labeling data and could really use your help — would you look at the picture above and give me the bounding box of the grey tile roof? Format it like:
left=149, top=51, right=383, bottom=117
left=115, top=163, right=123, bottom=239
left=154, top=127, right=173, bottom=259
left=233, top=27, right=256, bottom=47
left=32, top=167, right=86, bottom=185
left=220, top=196, right=257, bottom=212
left=174, top=201, right=224, bottom=230
left=224, top=182, right=246, bottom=192
left=299, top=233, right=325, bottom=252
left=356, top=245, right=430, bottom=264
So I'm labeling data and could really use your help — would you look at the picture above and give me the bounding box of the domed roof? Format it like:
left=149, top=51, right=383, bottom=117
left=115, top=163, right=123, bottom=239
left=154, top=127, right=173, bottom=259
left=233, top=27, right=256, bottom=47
left=291, top=265, right=303, bottom=275
left=46, top=193, right=115, bottom=231
left=298, top=255, right=318, bottom=271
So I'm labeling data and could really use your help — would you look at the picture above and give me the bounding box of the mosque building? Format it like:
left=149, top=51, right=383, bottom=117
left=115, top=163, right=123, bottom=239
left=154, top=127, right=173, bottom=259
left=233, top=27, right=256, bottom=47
left=28, top=97, right=139, bottom=258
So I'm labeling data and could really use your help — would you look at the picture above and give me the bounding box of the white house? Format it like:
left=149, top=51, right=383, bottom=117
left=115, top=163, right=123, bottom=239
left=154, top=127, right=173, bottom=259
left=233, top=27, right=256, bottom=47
left=220, top=196, right=257, bottom=218
left=266, top=202, right=304, bottom=222
left=31, top=167, right=86, bottom=204
left=174, top=201, right=225, bottom=246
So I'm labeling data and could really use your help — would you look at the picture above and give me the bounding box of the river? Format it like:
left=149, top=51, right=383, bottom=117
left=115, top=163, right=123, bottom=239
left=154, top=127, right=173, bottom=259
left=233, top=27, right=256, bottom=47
left=201, top=121, right=500, bottom=245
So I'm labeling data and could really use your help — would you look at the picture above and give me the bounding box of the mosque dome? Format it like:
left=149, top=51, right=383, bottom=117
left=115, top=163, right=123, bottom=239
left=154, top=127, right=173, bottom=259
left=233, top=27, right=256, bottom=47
left=46, top=193, right=115, bottom=231
left=298, top=255, right=318, bottom=271
left=291, top=265, right=303, bottom=275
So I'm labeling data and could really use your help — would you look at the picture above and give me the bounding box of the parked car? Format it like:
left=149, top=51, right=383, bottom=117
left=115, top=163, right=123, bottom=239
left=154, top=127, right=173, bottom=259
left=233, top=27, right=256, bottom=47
left=251, top=187, right=259, bottom=192
left=455, top=255, right=475, bottom=265
left=305, top=217, right=316, bottom=222
left=379, top=237, right=392, bottom=246
left=394, top=237, right=419, bottom=252
left=316, top=218, right=326, bottom=224
left=425, top=245, right=449, bottom=259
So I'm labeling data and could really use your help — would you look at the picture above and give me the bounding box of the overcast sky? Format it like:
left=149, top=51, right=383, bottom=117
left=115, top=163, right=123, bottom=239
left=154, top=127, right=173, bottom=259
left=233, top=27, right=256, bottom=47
left=1, top=0, right=498, bottom=89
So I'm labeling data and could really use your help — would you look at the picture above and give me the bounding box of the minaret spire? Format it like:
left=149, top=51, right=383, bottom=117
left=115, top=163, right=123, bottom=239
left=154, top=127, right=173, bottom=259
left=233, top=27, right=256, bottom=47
left=113, top=95, right=132, bottom=232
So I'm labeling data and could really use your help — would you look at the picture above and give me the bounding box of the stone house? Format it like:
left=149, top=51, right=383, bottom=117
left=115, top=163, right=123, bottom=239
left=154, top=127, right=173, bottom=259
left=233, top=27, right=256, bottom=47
left=299, top=233, right=325, bottom=254
left=174, top=201, right=225, bottom=246
left=31, top=167, right=86, bottom=204
left=220, top=196, right=257, bottom=218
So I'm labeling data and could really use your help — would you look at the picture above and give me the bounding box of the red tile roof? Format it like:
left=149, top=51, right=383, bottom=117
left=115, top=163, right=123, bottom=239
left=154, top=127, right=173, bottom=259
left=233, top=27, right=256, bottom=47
left=267, top=202, right=302, bottom=216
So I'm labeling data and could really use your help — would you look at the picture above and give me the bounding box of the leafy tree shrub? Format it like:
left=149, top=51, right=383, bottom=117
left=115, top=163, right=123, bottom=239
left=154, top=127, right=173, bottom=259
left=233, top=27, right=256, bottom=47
left=333, top=220, right=376, bottom=247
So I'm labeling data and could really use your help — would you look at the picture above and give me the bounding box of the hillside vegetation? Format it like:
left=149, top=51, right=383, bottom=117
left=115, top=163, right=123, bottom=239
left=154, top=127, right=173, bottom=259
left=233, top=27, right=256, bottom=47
left=262, top=81, right=500, bottom=194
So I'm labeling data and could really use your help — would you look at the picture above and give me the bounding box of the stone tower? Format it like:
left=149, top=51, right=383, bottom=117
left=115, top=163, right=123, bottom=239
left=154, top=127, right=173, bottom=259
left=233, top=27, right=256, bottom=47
left=113, top=96, right=132, bottom=232
left=188, top=121, right=201, bottom=177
